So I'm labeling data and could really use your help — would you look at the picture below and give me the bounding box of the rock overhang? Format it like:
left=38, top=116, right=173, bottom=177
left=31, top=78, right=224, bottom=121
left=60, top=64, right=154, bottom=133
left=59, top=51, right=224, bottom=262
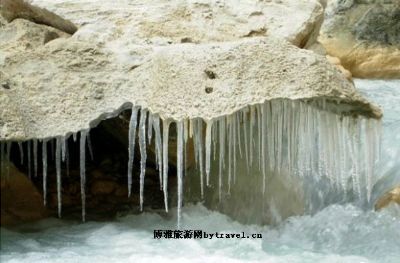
left=0, top=0, right=382, bottom=142
left=0, top=35, right=382, bottom=141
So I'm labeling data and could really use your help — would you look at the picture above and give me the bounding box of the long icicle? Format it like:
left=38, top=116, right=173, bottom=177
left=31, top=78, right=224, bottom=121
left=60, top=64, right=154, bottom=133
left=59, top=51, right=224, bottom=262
left=42, top=140, right=48, bottom=206
left=127, top=107, right=139, bottom=197
left=162, top=119, right=171, bottom=212
left=18, top=142, right=24, bottom=165
left=177, top=120, right=184, bottom=229
left=197, top=120, right=205, bottom=198
left=147, top=112, right=153, bottom=145
left=139, top=109, right=148, bottom=211
left=219, top=117, right=226, bottom=201
left=261, top=103, right=267, bottom=194
left=205, top=120, right=213, bottom=186
left=80, top=130, right=87, bottom=222
left=243, top=108, right=249, bottom=172
left=153, top=115, right=163, bottom=190
left=249, top=106, right=255, bottom=165
left=56, top=137, right=62, bottom=218
left=228, top=116, right=233, bottom=193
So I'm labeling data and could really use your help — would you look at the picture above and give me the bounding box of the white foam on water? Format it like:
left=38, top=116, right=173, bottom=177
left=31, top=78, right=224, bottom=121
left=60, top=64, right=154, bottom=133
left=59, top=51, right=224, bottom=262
left=1, top=204, right=399, bottom=263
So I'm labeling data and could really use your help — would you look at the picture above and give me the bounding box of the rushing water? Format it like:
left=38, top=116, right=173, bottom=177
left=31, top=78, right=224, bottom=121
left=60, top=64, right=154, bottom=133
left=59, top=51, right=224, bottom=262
left=1, top=80, right=399, bottom=263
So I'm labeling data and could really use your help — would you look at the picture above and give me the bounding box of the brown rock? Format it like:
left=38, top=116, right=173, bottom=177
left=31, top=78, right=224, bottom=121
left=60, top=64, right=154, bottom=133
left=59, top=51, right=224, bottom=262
left=375, top=186, right=400, bottom=211
left=91, top=180, right=118, bottom=195
left=1, top=161, right=47, bottom=226
left=0, top=0, right=77, bottom=34
left=321, top=36, right=400, bottom=79
left=115, top=186, right=128, bottom=197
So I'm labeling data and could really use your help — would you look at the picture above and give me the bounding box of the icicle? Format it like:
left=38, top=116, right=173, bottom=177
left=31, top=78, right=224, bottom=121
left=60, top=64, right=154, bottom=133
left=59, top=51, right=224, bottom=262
left=266, top=101, right=274, bottom=172
left=205, top=120, right=213, bottom=186
left=333, top=115, right=342, bottom=190
left=213, top=122, right=217, bottom=161
left=340, top=116, right=349, bottom=193
left=276, top=101, right=284, bottom=174
left=317, top=106, right=325, bottom=178
left=153, top=115, right=163, bottom=190
left=61, top=138, right=66, bottom=162
left=147, top=112, right=153, bottom=144
left=127, top=107, right=139, bottom=197
left=350, top=118, right=362, bottom=200
left=162, top=119, right=171, bottom=212
left=27, top=141, right=32, bottom=179
left=365, top=119, right=374, bottom=203
left=233, top=115, right=237, bottom=184
left=193, top=121, right=199, bottom=169
left=33, top=140, right=38, bottom=178
left=227, top=116, right=233, bottom=193
left=197, top=120, right=205, bottom=198
left=139, top=109, right=148, bottom=211
left=176, top=121, right=184, bottom=228
left=261, top=103, right=267, bottom=194
left=183, top=119, right=189, bottom=179
left=60, top=137, right=70, bottom=177
left=218, top=117, right=226, bottom=201
left=80, top=130, right=87, bottom=222
left=286, top=101, right=292, bottom=176
left=42, top=140, right=48, bottom=206
left=249, top=106, right=255, bottom=165
left=236, top=113, right=242, bottom=158
left=56, top=137, right=62, bottom=218
left=73, top=132, right=77, bottom=142
left=87, top=131, right=94, bottom=161
left=18, top=142, right=24, bottom=165
left=257, top=105, right=262, bottom=170
left=189, top=119, right=194, bottom=138
left=243, top=108, right=249, bottom=171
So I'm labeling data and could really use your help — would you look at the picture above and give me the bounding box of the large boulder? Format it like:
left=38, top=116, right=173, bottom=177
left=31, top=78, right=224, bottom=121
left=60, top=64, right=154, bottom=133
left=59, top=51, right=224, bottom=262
left=0, top=30, right=381, bottom=140
left=0, top=8, right=382, bottom=142
left=1, top=0, right=381, bottom=141
left=320, top=0, right=400, bottom=78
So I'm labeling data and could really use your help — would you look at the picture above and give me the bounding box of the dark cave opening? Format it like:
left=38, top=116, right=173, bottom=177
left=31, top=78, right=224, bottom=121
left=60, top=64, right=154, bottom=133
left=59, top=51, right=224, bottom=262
left=4, top=109, right=178, bottom=221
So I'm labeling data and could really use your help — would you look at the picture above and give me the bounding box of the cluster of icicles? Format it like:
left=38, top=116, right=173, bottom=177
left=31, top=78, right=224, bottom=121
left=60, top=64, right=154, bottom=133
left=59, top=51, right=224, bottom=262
left=0, top=99, right=381, bottom=227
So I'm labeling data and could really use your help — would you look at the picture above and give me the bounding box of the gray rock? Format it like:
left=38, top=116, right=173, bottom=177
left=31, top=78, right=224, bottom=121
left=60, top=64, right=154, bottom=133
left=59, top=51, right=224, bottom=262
left=353, top=7, right=400, bottom=45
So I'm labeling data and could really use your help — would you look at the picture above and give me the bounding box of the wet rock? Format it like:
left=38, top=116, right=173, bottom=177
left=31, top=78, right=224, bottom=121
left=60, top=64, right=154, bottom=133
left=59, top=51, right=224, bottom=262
left=1, top=161, right=47, bottom=226
left=375, top=186, right=400, bottom=211
left=91, top=180, right=119, bottom=195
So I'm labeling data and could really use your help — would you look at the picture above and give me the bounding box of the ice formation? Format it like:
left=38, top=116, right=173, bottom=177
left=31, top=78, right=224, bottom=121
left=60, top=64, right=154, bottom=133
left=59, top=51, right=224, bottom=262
left=0, top=99, right=382, bottom=224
